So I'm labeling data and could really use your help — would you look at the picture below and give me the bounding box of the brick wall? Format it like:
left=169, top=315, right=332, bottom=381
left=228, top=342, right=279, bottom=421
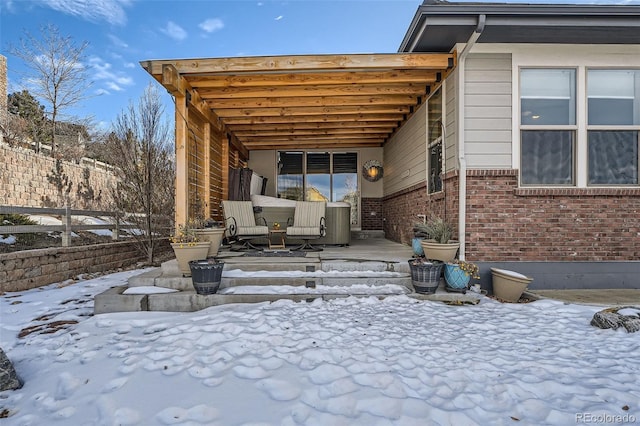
left=382, top=169, right=640, bottom=262
left=0, top=143, right=117, bottom=209
left=360, top=198, right=383, bottom=230
left=465, top=169, right=640, bottom=261
left=0, top=241, right=170, bottom=292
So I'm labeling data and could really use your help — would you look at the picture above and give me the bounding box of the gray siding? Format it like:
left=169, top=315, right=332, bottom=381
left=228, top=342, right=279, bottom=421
left=444, top=74, right=457, bottom=173
left=464, top=53, right=513, bottom=168
left=383, top=103, right=426, bottom=196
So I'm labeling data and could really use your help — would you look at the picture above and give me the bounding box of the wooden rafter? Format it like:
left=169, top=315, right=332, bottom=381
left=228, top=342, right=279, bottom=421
left=142, top=52, right=454, bottom=151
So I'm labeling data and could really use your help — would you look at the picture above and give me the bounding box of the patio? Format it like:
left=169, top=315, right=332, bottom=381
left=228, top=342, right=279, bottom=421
left=94, top=235, right=483, bottom=314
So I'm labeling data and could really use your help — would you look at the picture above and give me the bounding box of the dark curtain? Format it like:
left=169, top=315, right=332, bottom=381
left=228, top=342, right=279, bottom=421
left=229, top=167, right=253, bottom=200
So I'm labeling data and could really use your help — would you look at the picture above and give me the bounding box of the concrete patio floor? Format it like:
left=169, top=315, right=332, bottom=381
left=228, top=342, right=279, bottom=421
left=530, top=289, right=640, bottom=306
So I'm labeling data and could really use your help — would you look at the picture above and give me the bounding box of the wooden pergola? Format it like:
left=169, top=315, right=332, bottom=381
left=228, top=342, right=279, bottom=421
left=140, top=53, right=456, bottom=225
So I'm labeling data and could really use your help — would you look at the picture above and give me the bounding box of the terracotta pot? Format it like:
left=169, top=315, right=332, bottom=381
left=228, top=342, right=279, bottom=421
left=420, top=240, right=460, bottom=262
left=491, top=268, right=533, bottom=303
left=194, top=228, right=225, bottom=257
left=171, top=242, right=211, bottom=276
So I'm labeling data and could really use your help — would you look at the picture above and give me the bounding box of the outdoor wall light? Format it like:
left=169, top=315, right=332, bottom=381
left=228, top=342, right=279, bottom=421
left=362, top=159, right=383, bottom=182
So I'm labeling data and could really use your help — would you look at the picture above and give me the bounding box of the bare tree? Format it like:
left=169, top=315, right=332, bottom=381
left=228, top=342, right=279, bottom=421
left=9, top=24, right=91, bottom=158
left=104, top=84, right=175, bottom=265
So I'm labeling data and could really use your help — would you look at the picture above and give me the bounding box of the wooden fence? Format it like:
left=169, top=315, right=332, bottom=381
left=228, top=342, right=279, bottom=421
left=0, top=205, right=170, bottom=247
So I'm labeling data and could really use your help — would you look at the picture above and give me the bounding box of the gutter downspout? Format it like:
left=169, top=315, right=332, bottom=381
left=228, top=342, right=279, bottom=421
left=456, top=14, right=485, bottom=261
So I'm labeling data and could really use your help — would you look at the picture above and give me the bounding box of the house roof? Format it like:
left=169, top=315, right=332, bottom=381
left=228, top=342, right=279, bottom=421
left=400, top=1, right=640, bottom=52
left=140, top=53, right=455, bottom=151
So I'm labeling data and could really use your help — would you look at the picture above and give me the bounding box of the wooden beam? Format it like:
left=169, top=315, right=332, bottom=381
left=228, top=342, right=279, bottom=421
left=214, top=105, right=411, bottom=118
left=162, top=64, right=221, bottom=131
left=209, top=94, right=418, bottom=109
left=242, top=134, right=388, bottom=143
left=245, top=141, right=384, bottom=150
left=145, top=53, right=455, bottom=75
left=233, top=128, right=395, bottom=137
left=187, top=70, right=439, bottom=88
left=197, top=83, right=428, bottom=99
left=221, top=113, right=405, bottom=125
left=227, top=121, right=398, bottom=131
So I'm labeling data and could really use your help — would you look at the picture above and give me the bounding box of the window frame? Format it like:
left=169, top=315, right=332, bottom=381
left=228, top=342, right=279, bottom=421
left=585, top=68, right=640, bottom=187
left=518, top=67, right=578, bottom=187
left=427, top=87, right=444, bottom=194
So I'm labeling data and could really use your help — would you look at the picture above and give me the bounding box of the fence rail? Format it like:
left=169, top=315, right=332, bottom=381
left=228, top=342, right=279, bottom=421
left=0, top=205, right=171, bottom=247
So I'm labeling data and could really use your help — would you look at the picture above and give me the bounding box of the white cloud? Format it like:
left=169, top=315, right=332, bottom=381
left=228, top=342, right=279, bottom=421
left=199, top=18, right=224, bottom=33
left=108, top=34, right=128, bottom=48
left=124, top=62, right=136, bottom=69
left=275, top=15, right=283, bottom=21
left=162, top=21, right=188, bottom=41
left=105, top=81, right=124, bottom=92
left=45, top=0, right=131, bottom=26
left=89, top=56, right=134, bottom=93
left=95, top=88, right=110, bottom=96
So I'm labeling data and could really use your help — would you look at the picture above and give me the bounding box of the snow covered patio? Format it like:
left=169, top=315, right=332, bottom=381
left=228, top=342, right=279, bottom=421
left=2, top=269, right=639, bottom=425
left=95, top=237, right=483, bottom=314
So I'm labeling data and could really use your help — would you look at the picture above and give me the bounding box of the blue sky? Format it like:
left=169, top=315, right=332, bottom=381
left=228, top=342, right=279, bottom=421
left=1, top=0, right=639, bottom=130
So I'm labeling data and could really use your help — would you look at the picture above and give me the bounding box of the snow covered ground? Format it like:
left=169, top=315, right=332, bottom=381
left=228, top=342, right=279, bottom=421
left=1, top=269, right=639, bottom=425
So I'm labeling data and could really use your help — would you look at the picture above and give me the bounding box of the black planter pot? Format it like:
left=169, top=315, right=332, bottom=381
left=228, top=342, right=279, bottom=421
left=189, top=259, right=224, bottom=295
left=408, top=259, right=444, bottom=294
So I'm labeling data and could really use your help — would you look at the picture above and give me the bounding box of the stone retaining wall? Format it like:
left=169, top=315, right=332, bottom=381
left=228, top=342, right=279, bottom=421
left=0, top=143, right=117, bottom=209
left=0, top=241, right=166, bottom=293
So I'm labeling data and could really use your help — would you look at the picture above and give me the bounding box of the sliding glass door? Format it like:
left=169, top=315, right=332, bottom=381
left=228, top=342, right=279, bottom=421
left=277, top=151, right=359, bottom=226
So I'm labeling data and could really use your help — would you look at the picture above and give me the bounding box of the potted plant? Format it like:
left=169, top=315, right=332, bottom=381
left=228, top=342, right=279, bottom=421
left=189, top=258, right=225, bottom=295
left=193, top=218, right=225, bottom=257
left=408, top=257, right=444, bottom=294
left=411, top=223, right=427, bottom=256
left=491, top=268, right=533, bottom=303
left=416, top=215, right=460, bottom=262
left=170, top=221, right=211, bottom=277
left=444, top=259, right=480, bottom=292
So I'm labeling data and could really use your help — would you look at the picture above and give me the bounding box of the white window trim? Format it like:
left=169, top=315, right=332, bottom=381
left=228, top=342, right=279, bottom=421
left=515, top=64, right=640, bottom=188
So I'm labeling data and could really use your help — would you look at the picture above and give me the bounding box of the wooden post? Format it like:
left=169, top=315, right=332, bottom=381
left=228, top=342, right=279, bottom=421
left=203, top=121, right=211, bottom=218
left=175, top=94, right=189, bottom=228
left=221, top=133, right=229, bottom=202
left=62, top=204, right=71, bottom=247
left=112, top=212, right=120, bottom=241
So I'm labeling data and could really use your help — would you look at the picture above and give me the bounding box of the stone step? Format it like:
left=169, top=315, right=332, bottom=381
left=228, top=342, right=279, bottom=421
left=95, top=285, right=481, bottom=314
left=130, top=261, right=411, bottom=291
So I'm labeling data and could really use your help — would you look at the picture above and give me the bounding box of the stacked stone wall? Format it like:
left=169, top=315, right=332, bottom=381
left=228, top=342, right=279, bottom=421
left=0, top=55, right=7, bottom=144
left=0, top=240, right=171, bottom=292
left=0, top=143, right=117, bottom=209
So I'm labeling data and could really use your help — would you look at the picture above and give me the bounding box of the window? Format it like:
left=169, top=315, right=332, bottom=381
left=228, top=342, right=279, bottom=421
left=587, top=70, right=640, bottom=185
left=427, top=88, right=443, bottom=193
left=520, top=69, right=576, bottom=185
left=306, top=152, right=331, bottom=201
left=277, top=151, right=303, bottom=200
left=277, top=151, right=359, bottom=224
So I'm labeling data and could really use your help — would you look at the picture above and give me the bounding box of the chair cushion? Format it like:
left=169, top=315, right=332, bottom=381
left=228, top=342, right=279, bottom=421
left=286, top=226, right=321, bottom=237
left=222, top=201, right=257, bottom=228
left=293, top=201, right=326, bottom=227
left=237, top=225, right=269, bottom=236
